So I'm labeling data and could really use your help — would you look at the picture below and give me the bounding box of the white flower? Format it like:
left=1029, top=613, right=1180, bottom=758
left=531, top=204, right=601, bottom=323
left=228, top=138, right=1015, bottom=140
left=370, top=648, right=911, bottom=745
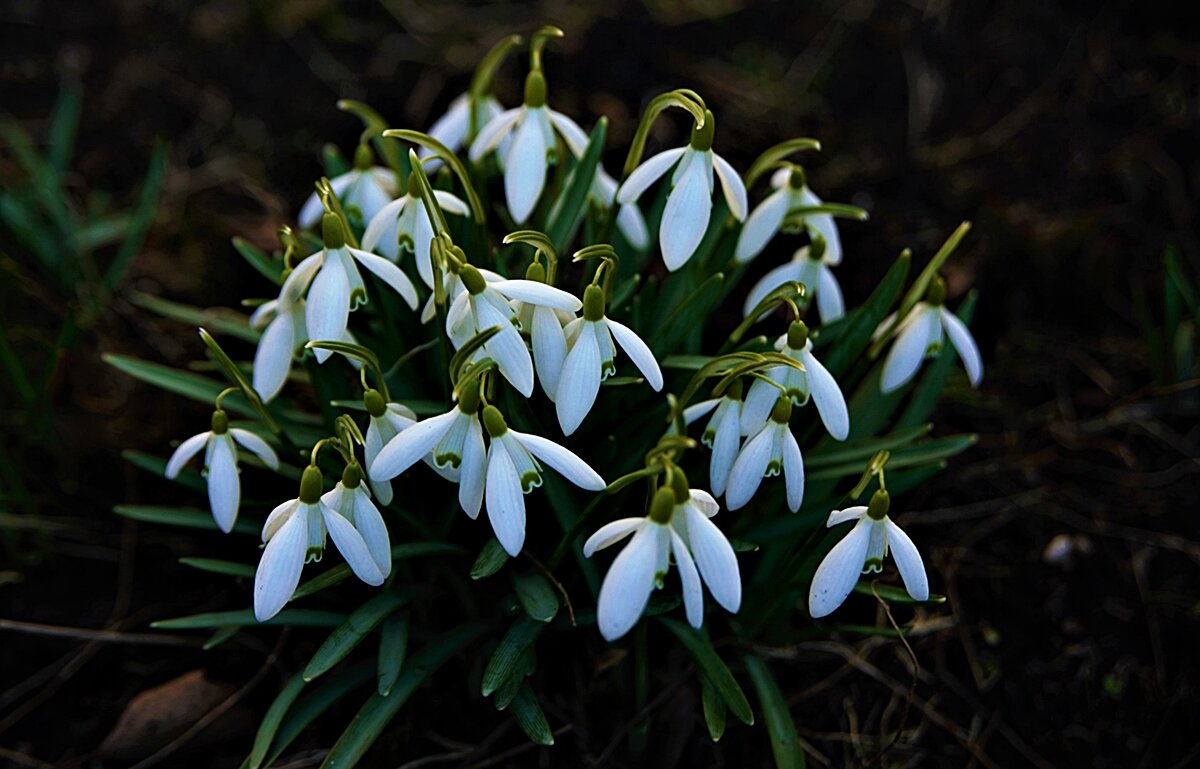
left=468, top=73, right=589, bottom=224
left=283, top=214, right=419, bottom=363
left=555, top=285, right=664, bottom=435
left=361, top=179, right=469, bottom=287
left=877, top=287, right=982, bottom=394
left=735, top=167, right=841, bottom=266
left=254, top=465, right=387, bottom=622
left=726, top=396, right=804, bottom=513
left=808, top=491, right=928, bottom=618
left=739, top=322, right=849, bottom=441
left=446, top=263, right=581, bottom=397
left=165, top=411, right=278, bottom=533
left=584, top=482, right=740, bottom=641
left=742, top=244, right=844, bottom=323
left=250, top=296, right=307, bottom=403
left=616, top=112, right=747, bottom=270
left=511, top=263, right=576, bottom=400
left=422, top=93, right=505, bottom=166
left=298, top=149, right=397, bottom=230
left=370, top=402, right=605, bottom=556
left=682, top=387, right=744, bottom=497
left=361, top=390, right=418, bottom=506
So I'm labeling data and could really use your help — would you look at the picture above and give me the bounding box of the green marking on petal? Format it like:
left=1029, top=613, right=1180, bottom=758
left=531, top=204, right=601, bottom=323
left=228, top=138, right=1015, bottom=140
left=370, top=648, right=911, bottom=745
left=925, top=340, right=943, bottom=357
left=306, top=547, right=325, bottom=564
left=434, top=452, right=463, bottom=470
left=654, top=570, right=667, bottom=590
left=520, top=471, right=542, bottom=493
left=350, top=287, right=368, bottom=310
left=701, top=428, right=716, bottom=447
left=862, top=558, right=883, bottom=574
left=765, top=459, right=782, bottom=477
left=600, top=360, right=616, bottom=379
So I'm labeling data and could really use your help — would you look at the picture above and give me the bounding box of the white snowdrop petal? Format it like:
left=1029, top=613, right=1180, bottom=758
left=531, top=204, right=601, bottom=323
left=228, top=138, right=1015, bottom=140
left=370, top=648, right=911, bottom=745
left=725, top=426, right=774, bottom=510
left=485, top=444, right=526, bottom=556
left=781, top=429, right=805, bottom=512
left=617, top=147, right=687, bottom=204
left=742, top=258, right=804, bottom=318
left=605, top=318, right=663, bottom=390
left=807, top=518, right=872, bottom=618
left=281, top=253, right=323, bottom=306
left=712, top=152, right=748, bottom=221
left=207, top=435, right=240, bottom=533
left=815, top=263, right=846, bottom=322
left=596, top=524, right=662, bottom=641
left=710, top=405, right=742, bottom=496
left=494, top=279, right=582, bottom=312
left=826, top=506, right=868, bottom=527
left=370, top=410, right=457, bottom=480
left=885, top=519, right=930, bottom=601
left=483, top=320, right=535, bottom=398
left=323, top=506, right=385, bottom=586
left=940, top=307, right=984, bottom=386
left=504, top=113, right=548, bottom=224
left=305, top=255, right=351, bottom=362
left=165, top=432, right=209, bottom=479
left=881, top=307, right=939, bottom=393
left=660, top=159, right=713, bottom=271
left=670, top=529, right=705, bottom=629
left=739, top=377, right=779, bottom=436
left=617, top=203, right=650, bottom=250
left=683, top=398, right=720, bottom=425
left=351, top=489, right=392, bottom=577
left=458, top=417, right=486, bottom=520
left=299, top=173, right=353, bottom=229
left=556, top=322, right=601, bottom=435
left=350, top=248, right=419, bottom=310
left=549, top=111, right=589, bottom=156
left=469, top=107, right=521, bottom=161
left=688, top=489, right=720, bottom=518
left=802, top=351, right=849, bottom=441
left=425, top=94, right=469, bottom=155
left=412, top=203, right=437, bottom=288
left=583, top=518, right=646, bottom=556
left=262, top=499, right=296, bottom=542
left=685, top=504, right=741, bottom=612
left=734, top=188, right=790, bottom=264
left=361, top=197, right=407, bottom=257
left=253, top=314, right=297, bottom=403
left=230, top=428, right=279, bottom=469
left=531, top=305, right=568, bottom=399
left=254, top=512, right=307, bottom=622
left=433, top=189, right=470, bottom=217
left=508, top=429, right=606, bottom=491
left=799, top=187, right=842, bottom=266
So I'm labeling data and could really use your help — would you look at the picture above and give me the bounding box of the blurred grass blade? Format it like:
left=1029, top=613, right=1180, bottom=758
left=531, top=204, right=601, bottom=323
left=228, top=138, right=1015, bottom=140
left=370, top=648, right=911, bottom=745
left=114, top=504, right=258, bottom=535
left=511, top=571, right=558, bottom=623
left=303, top=593, right=406, bottom=682
left=481, top=616, right=543, bottom=697
left=376, top=614, right=409, bottom=696
left=247, top=672, right=306, bottom=769
left=123, top=450, right=207, bottom=489
left=470, top=537, right=509, bottom=580
left=291, top=542, right=463, bottom=600
left=103, top=353, right=253, bottom=414
left=805, top=424, right=931, bottom=469
left=511, top=684, right=554, bottom=746
left=233, top=236, right=283, bottom=284
left=744, top=655, right=805, bottom=769
left=659, top=618, right=753, bottom=725
left=152, top=609, right=346, bottom=629
left=131, top=291, right=258, bottom=342
left=203, top=626, right=239, bottom=650
left=807, top=435, right=975, bottom=480
left=200, top=328, right=282, bottom=434
left=257, top=662, right=373, bottom=768
left=104, top=141, right=167, bottom=292
left=651, top=273, right=725, bottom=357
left=545, top=117, right=607, bottom=253
left=817, top=252, right=909, bottom=377
left=319, top=624, right=484, bottom=769
left=701, top=675, right=727, bottom=741
left=178, top=557, right=255, bottom=578
left=48, top=82, right=82, bottom=174
left=852, top=581, right=947, bottom=605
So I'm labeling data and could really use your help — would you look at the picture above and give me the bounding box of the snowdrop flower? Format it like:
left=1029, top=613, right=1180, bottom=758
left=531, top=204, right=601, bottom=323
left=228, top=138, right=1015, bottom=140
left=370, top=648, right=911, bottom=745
left=681, top=380, right=745, bottom=497
left=166, top=410, right=279, bottom=533
left=298, top=145, right=397, bottom=230
left=548, top=116, right=649, bottom=250
left=319, top=463, right=392, bottom=583
left=877, top=277, right=983, bottom=394
left=369, top=381, right=486, bottom=518
left=254, top=464, right=387, bottom=622
left=616, top=110, right=747, bottom=270
left=361, top=174, right=469, bottom=287
left=362, top=388, right=417, bottom=506
left=808, top=490, right=928, bottom=618
left=556, top=285, right=664, bottom=435
left=585, top=475, right=740, bottom=641
left=284, top=214, right=419, bottom=363
left=734, top=166, right=841, bottom=266
left=446, top=263, right=581, bottom=397
left=726, top=396, right=804, bottom=512
left=468, top=71, right=589, bottom=224
left=422, top=93, right=505, bottom=165
left=511, top=261, right=576, bottom=400
left=742, top=243, right=844, bottom=323
left=250, top=294, right=307, bottom=403
left=371, top=401, right=605, bottom=556
left=739, top=321, right=849, bottom=441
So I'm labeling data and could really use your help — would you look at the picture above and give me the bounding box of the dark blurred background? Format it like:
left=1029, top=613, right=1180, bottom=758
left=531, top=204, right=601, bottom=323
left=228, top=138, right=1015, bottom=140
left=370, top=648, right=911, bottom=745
left=1, top=1, right=1198, bottom=767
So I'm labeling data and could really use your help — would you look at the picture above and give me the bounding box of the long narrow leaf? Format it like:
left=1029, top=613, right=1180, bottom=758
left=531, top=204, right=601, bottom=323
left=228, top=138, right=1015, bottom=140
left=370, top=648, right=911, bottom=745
left=744, top=655, right=805, bottom=769
left=303, top=593, right=406, bottom=681
left=659, top=618, right=753, bottom=725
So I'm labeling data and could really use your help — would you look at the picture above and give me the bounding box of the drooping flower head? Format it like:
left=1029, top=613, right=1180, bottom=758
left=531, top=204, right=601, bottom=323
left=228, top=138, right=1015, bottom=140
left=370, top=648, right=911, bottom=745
left=298, top=145, right=397, bottom=231
left=739, top=321, right=849, bottom=441
left=166, top=408, right=278, bottom=533
left=682, top=378, right=745, bottom=497
left=361, top=172, right=469, bottom=287
left=726, top=395, right=805, bottom=513
left=735, top=165, right=841, bottom=267
left=743, top=242, right=844, bottom=324
left=808, top=490, right=928, bottom=618
left=361, top=388, right=418, bottom=506
left=616, top=110, right=748, bottom=270
left=877, top=276, right=983, bottom=394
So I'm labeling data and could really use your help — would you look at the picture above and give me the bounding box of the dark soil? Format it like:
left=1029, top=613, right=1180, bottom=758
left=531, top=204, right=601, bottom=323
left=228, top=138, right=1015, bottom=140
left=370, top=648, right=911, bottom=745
left=2, top=1, right=1197, bottom=767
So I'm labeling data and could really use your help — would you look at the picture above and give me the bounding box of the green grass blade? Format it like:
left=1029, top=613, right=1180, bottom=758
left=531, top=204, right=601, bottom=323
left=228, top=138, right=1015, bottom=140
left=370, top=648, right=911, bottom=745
left=233, top=236, right=283, bottom=284
left=247, top=672, right=306, bottom=769
left=510, top=684, right=554, bottom=746
left=744, top=655, right=805, bottom=769
left=179, top=557, right=255, bottom=578
left=104, top=141, right=168, bottom=292
left=114, top=504, right=258, bottom=535
left=481, top=616, right=543, bottom=697
left=151, top=609, right=346, bottom=629
left=303, top=593, right=406, bottom=682
left=470, top=537, right=509, bottom=580
left=131, top=291, right=258, bottom=342
left=545, top=118, right=607, bottom=253
left=701, top=675, right=727, bottom=741
left=260, top=662, right=373, bottom=767
left=291, top=542, right=463, bottom=601
left=659, top=618, right=753, bottom=725
left=817, top=252, right=909, bottom=378
left=511, top=571, right=558, bottom=623
left=376, top=614, right=409, bottom=696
